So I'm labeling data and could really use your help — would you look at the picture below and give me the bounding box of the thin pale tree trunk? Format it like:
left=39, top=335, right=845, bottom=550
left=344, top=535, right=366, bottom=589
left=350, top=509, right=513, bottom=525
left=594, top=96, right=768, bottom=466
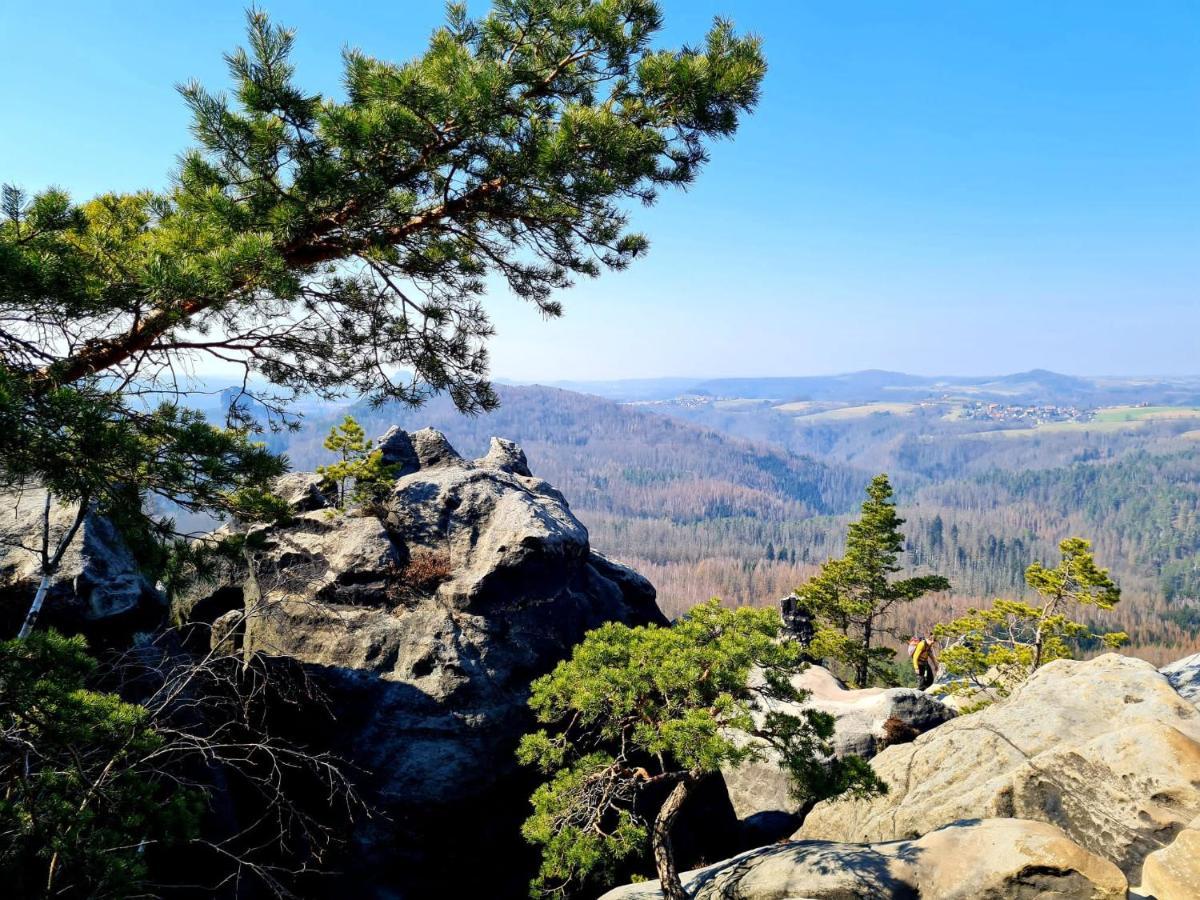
left=18, top=491, right=89, bottom=639
left=17, top=573, right=54, bottom=640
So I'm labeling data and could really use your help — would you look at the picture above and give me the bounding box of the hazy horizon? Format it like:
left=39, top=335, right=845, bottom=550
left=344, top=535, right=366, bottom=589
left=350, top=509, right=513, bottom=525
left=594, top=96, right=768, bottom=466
left=500, top=368, right=1200, bottom=385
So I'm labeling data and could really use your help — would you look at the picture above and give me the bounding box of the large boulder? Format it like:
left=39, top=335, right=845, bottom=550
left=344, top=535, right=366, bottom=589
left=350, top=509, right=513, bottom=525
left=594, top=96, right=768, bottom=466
left=721, top=664, right=955, bottom=840
left=796, top=654, right=1200, bottom=882
left=1138, top=814, right=1200, bottom=900
left=180, top=429, right=666, bottom=896
left=0, top=488, right=162, bottom=636
left=1161, top=651, right=1200, bottom=706
left=599, top=818, right=1127, bottom=899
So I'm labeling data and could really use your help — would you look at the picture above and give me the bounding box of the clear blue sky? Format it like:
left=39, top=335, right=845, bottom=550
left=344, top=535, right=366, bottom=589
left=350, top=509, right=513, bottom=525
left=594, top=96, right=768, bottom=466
left=2, top=1, right=1197, bottom=380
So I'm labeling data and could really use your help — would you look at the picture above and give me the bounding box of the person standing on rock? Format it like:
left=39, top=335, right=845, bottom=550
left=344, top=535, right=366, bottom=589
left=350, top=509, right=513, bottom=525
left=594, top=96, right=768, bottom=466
left=911, top=631, right=939, bottom=690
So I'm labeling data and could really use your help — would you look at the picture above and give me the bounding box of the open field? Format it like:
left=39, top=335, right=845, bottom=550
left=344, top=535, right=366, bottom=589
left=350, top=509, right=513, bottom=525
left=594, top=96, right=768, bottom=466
left=711, top=398, right=776, bottom=410
left=1093, top=405, right=1200, bottom=423
left=773, top=400, right=837, bottom=414
left=781, top=401, right=921, bottom=422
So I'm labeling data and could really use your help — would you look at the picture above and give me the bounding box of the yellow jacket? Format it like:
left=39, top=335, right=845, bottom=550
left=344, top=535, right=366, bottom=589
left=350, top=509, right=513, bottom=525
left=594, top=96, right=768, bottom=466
left=912, top=639, right=930, bottom=671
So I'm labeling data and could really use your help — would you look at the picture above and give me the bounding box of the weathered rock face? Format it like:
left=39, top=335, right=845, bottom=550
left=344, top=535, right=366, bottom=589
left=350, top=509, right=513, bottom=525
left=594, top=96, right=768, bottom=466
left=796, top=654, right=1200, bottom=882
left=0, top=488, right=162, bottom=636
left=599, top=818, right=1127, bottom=900
left=1161, top=651, right=1200, bottom=706
left=1138, top=814, right=1200, bottom=900
left=721, top=664, right=955, bottom=841
left=180, top=429, right=665, bottom=896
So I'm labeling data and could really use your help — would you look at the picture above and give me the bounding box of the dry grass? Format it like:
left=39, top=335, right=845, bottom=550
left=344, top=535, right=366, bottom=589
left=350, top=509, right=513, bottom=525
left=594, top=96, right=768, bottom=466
left=389, top=548, right=452, bottom=606
left=881, top=715, right=921, bottom=748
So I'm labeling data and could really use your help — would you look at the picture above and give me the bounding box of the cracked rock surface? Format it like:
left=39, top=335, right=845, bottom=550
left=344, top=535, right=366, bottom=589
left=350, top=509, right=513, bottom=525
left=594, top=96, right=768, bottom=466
left=795, top=653, right=1200, bottom=882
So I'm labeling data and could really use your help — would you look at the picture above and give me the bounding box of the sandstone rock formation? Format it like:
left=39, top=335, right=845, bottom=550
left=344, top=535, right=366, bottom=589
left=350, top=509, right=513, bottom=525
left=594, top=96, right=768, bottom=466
left=1161, top=650, right=1200, bottom=706
left=1138, top=813, right=1200, bottom=900
left=179, top=428, right=665, bottom=896
left=721, top=664, right=955, bottom=840
left=0, top=487, right=162, bottom=633
left=599, top=818, right=1127, bottom=899
left=796, top=653, right=1200, bottom=882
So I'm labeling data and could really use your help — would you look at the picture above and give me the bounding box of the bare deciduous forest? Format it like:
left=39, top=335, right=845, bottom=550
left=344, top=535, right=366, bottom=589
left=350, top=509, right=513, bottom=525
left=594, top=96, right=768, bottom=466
left=274, top=380, right=1200, bottom=663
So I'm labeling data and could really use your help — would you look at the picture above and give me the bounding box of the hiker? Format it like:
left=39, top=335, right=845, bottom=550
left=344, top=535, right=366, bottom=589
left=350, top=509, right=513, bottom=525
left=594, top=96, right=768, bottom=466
left=910, top=631, right=939, bottom=690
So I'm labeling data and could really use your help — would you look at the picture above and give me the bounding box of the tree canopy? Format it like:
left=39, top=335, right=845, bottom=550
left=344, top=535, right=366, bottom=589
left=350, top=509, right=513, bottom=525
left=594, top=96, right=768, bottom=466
left=2, top=0, right=765, bottom=413
left=0, top=0, right=765, bottom=597
left=0, top=631, right=201, bottom=898
left=517, top=601, right=883, bottom=899
left=936, top=537, right=1127, bottom=703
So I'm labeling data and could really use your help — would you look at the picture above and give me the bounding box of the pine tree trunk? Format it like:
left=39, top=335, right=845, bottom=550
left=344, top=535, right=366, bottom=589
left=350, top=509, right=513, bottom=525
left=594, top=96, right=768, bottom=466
left=857, top=619, right=873, bottom=687
left=653, top=776, right=694, bottom=900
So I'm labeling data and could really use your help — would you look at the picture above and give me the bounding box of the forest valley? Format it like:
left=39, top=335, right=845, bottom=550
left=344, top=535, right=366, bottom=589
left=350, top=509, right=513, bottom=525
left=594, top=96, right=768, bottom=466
left=271, top=380, right=1200, bottom=666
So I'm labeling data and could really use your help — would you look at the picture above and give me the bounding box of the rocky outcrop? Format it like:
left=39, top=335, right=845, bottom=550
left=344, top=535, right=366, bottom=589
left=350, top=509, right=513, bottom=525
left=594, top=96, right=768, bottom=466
left=599, top=818, right=1127, bottom=899
left=796, top=654, right=1200, bottom=882
left=270, top=471, right=332, bottom=513
left=1138, top=814, right=1200, bottom=900
left=0, top=488, right=162, bottom=635
left=721, top=664, right=955, bottom=840
left=179, top=428, right=665, bottom=896
left=1161, top=650, right=1200, bottom=706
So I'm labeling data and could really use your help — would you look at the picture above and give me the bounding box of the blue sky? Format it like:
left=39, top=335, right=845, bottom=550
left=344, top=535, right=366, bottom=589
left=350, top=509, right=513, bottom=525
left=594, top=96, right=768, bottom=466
left=2, top=1, right=1197, bottom=380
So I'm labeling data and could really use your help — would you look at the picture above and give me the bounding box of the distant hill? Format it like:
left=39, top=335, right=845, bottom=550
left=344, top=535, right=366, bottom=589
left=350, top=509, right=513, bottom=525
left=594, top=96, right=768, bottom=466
left=284, top=384, right=867, bottom=524
left=506, top=377, right=707, bottom=402
left=504, top=370, right=1200, bottom=406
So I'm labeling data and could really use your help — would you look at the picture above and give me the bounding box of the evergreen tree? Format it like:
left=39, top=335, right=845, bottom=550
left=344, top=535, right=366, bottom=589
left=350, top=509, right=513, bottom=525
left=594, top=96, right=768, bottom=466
left=0, top=0, right=764, bottom=618
left=518, top=601, right=883, bottom=900
left=936, top=538, right=1127, bottom=702
left=0, top=631, right=201, bottom=897
left=2, top=2, right=764, bottom=411
left=793, top=475, right=950, bottom=687
left=317, top=415, right=396, bottom=509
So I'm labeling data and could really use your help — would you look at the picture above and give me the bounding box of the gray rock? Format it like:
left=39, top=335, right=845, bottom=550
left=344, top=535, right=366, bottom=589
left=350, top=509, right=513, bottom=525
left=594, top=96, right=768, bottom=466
left=0, top=488, right=162, bottom=629
left=177, top=429, right=665, bottom=895
left=600, top=818, right=1127, bottom=899
left=1161, top=651, right=1200, bottom=706
left=271, top=471, right=331, bottom=512
left=478, top=436, right=532, bottom=477
left=375, top=426, right=420, bottom=476
left=410, top=426, right=461, bottom=468
left=721, top=664, right=955, bottom=837
left=797, top=653, right=1200, bottom=882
